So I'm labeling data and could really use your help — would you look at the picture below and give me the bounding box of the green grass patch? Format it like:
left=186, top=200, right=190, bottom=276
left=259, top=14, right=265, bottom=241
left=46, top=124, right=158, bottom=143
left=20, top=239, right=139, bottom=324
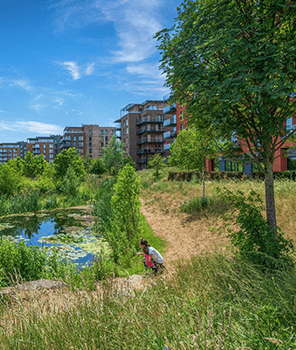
left=1, top=253, right=295, bottom=349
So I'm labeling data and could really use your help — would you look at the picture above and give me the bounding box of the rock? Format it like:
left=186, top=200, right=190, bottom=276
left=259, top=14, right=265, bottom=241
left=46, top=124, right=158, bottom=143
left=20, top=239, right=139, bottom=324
left=0, top=279, right=68, bottom=297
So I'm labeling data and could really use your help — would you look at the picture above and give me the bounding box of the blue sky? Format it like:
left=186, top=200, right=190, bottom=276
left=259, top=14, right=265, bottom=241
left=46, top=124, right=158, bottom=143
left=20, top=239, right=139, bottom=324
left=0, top=0, right=180, bottom=143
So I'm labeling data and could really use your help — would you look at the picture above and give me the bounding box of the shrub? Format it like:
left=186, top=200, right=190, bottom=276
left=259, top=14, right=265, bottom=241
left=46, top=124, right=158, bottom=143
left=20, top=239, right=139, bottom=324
left=217, top=188, right=294, bottom=268
left=0, top=163, right=23, bottom=196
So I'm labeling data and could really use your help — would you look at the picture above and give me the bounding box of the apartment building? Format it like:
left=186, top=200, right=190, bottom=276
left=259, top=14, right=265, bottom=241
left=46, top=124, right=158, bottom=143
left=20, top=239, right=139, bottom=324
left=162, top=93, right=177, bottom=158
left=0, top=142, right=26, bottom=164
left=60, top=124, right=115, bottom=158
left=116, top=100, right=168, bottom=170
left=26, top=136, right=58, bottom=162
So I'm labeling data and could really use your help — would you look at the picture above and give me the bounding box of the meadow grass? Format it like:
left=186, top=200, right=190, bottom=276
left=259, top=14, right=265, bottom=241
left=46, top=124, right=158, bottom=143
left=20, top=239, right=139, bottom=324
left=1, top=253, right=295, bottom=349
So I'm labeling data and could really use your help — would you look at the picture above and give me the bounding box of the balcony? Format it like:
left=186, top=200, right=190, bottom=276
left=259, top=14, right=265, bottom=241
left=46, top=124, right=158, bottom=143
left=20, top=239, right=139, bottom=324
left=62, top=142, right=71, bottom=148
left=137, top=158, right=148, bottom=164
left=137, top=126, right=164, bottom=134
left=163, top=104, right=176, bottom=114
left=163, top=131, right=177, bottom=139
left=136, top=117, right=163, bottom=126
left=164, top=143, right=171, bottom=150
left=137, top=148, right=164, bottom=154
left=163, top=117, right=177, bottom=127
left=137, top=138, right=163, bottom=145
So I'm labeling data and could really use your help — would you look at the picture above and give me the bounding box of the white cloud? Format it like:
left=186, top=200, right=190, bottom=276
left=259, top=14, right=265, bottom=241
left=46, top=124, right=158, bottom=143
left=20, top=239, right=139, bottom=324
left=30, top=104, right=47, bottom=113
left=85, top=62, right=95, bottom=75
left=0, top=110, right=6, bottom=113
left=55, top=98, right=64, bottom=105
left=53, top=0, right=163, bottom=63
left=60, top=61, right=81, bottom=80
left=16, top=121, right=63, bottom=135
left=0, top=121, right=63, bottom=135
left=11, top=79, right=33, bottom=91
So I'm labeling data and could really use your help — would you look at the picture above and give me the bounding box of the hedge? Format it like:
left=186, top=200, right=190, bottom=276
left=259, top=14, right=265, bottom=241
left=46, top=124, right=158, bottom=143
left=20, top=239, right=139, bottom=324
left=167, top=170, right=296, bottom=181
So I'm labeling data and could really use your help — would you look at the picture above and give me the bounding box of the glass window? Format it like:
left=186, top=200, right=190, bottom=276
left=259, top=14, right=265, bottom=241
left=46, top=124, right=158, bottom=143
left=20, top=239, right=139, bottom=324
left=89, top=137, right=92, bottom=141
left=126, top=127, right=128, bottom=134
left=73, top=136, right=76, bottom=141
left=89, top=148, right=92, bottom=154
left=49, top=154, right=53, bottom=159
left=126, top=119, right=128, bottom=126
left=49, top=144, right=53, bottom=148
left=105, top=130, right=108, bottom=135
left=78, top=149, right=81, bottom=153
left=101, top=130, right=104, bottom=135
left=79, top=142, right=83, bottom=147
left=43, top=144, right=46, bottom=148
left=105, top=136, right=108, bottom=142
left=89, top=142, right=92, bottom=147
left=112, top=130, right=115, bottom=135
left=181, top=124, right=183, bottom=131
left=49, top=149, right=53, bottom=153
left=79, top=136, right=82, bottom=141
left=89, top=130, right=92, bottom=135
left=101, top=136, right=104, bottom=141
left=101, top=142, right=104, bottom=147
left=73, top=142, right=76, bottom=147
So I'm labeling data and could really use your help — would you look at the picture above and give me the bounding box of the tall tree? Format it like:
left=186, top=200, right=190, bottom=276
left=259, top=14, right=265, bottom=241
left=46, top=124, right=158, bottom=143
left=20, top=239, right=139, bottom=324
left=156, top=0, right=296, bottom=237
left=169, top=128, right=221, bottom=197
left=102, top=136, right=124, bottom=175
left=53, top=148, right=86, bottom=181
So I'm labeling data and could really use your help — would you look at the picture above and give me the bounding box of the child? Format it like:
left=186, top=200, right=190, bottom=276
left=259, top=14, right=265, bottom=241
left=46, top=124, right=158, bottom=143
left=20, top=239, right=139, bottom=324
left=137, top=238, right=165, bottom=272
left=143, top=246, right=154, bottom=269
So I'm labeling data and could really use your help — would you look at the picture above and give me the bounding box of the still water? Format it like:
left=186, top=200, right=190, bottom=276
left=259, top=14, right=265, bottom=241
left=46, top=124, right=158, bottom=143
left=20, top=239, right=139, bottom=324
left=0, top=209, right=103, bottom=267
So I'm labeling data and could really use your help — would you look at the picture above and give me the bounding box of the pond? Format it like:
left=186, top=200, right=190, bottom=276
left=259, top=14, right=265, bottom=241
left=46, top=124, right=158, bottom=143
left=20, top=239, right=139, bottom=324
left=0, top=208, right=108, bottom=268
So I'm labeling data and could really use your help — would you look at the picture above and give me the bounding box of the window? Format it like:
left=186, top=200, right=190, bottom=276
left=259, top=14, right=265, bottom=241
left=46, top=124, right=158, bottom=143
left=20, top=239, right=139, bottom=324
left=73, top=142, right=76, bottom=147
left=101, top=142, right=104, bottom=147
left=79, top=136, right=82, bottom=141
left=105, top=130, right=108, bottom=135
left=89, top=130, right=92, bottom=135
left=49, top=144, right=53, bottom=148
left=126, top=119, right=128, bottom=126
left=89, top=137, right=92, bottom=142
left=89, top=148, right=92, bottom=154
left=89, top=142, right=92, bottom=147
left=101, top=136, right=104, bottom=141
left=49, top=154, right=53, bottom=159
left=126, top=127, right=128, bottom=134
left=181, top=124, right=183, bottom=131
left=78, top=149, right=82, bottom=153
left=43, top=154, right=46, bottom=159
left=79, top=142, right=83, bottom=147
left=112, top=130, right=115, bottom=135
left=105, top=136, right=108, bottom=142
left=49, top=149, right=53, bottom=153
left=43, top=144, right=46, bottom=148
left=74, top=136, right=76, bottom=141
left=101, top=130, right=104, bottom=135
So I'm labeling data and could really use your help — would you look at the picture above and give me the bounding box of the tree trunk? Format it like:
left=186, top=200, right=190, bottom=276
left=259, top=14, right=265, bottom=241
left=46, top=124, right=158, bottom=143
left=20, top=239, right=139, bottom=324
left=265, top=163, right=278, bottom=239
left=202, top=166, right=205, bottom=198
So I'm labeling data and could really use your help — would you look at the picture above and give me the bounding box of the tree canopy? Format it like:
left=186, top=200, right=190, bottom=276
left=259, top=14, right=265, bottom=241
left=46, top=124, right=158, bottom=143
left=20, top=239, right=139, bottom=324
left=156, top=0, right=296, bottom=235
left=53, top=148, right=86, bottom=181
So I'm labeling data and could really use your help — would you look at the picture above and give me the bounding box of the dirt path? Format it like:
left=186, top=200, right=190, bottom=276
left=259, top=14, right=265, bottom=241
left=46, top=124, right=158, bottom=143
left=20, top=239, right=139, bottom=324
left=141, top=198, right=229, bottom=271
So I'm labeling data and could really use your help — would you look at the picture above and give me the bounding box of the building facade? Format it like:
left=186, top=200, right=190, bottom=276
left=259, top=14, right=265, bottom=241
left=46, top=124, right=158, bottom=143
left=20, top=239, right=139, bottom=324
left=0, top=142, right=26, bottom=164
left=116, top=100, right=169, bottom=170
left=26, top=136, right=57, bottom=162
left=60, top=124, right=115, bottom=158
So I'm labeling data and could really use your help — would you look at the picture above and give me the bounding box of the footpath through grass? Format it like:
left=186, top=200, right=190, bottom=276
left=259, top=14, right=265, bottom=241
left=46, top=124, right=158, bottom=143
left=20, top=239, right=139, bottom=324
left=1, top=253, right=295, bottom=349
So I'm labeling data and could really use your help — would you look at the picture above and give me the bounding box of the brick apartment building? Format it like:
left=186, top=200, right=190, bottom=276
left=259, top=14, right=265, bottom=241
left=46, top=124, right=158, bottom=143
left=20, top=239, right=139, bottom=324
left=60, top=124, right=115, bottom=158
left=0, top=141, right=26, bottom=164
left=116, top=100, right=171, bottom=170
left=26, top=136, right=60, bottom=162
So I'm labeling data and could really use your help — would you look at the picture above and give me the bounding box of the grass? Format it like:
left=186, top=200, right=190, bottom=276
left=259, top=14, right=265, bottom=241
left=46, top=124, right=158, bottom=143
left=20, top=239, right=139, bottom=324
left=1, top=253, right=295, bottom=349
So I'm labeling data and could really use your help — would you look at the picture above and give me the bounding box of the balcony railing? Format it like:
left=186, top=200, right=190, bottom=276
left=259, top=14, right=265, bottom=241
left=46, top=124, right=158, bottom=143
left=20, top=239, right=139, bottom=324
left=163, top=93, right=173, bottom=102
left=164, top=143, right=171, bottom=150
left=137, top=138, right=163, bottom=144
left=136, top=117, right=163, bottom=126
left=137, top=126, right=164, bottom=134
left=163, top=104, right=176, bottom=114
left=137, top=148, right=164, bottom=154
left=163, top=131, right=177, bottom=139
left=163, top=117, right=177, bottom=127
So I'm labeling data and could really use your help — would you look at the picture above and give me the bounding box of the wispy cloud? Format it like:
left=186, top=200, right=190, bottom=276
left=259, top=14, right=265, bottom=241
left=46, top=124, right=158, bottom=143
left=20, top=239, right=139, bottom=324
left=55, top=98, right=64, bottom=105
left=59, top=61, right=81, bottom=80
left=53, top=0, right=163, bottom=63
left=0, top=120, right=63, bottom=135
left=85, top=62, right=95, bottom=75
left=58, top=61, right=96, bottom=80
left=0, top=110, right=7, bottom=113
left=11, top=79, right=33, bottom=91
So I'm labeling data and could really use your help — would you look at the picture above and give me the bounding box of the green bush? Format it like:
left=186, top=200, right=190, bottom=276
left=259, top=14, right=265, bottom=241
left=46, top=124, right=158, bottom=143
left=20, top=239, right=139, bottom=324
left=0, top=239, right=72, bottom=287
left=217, top=188, right=294, bottom=267
left=0, top=163, right=24, bottom=196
